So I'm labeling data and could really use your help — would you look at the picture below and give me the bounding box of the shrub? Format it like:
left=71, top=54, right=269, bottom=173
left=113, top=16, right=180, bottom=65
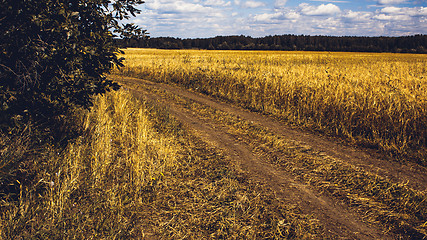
left=0, top=0, right=146, bottom=130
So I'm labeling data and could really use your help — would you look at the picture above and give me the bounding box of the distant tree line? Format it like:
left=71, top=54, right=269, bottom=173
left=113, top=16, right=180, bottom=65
left=116, top=34, right=427, bottom=53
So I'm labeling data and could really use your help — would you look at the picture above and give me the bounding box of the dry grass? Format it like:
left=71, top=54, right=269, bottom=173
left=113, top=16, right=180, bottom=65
left=0, top=89, right=326, bottom=239
left=115, top=49, right=427, bottom=164
left=0, top=90, right=177, bottom=238
left=137, top=81, right=427, bottom=239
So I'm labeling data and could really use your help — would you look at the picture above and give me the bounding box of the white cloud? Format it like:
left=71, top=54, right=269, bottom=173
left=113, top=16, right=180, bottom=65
left=127, top=0, right=427, bottom=38
left=247, top=3, right=425, bottom=37
left=137, top=0, right=233, bottom=37
left=342, top=10, right=373, bottom=22
left=374, top=14, right=411, bottom=21
left=377, top=0, right=406, bottom=5
left=300, top=3, right=341, bottom=16
left=285, top=11, right=301, bottom=19
left=381, top=6, right=427, bottom=16
left=253, top=12, right=282, bottom=22
left=381, top=6, right=403, bottom=14
left=311, top=0, right=349, bottom=2
left=274, top=0, right=288, bottom=8
left=204, top=0, right=232, bottom=7
left=315, top=17, right=341, bottom=30
left=146, top=0, right=213, bottom=13
left=242, top=0, right=266, bottom=8
left=253, top=9, right=301, bottom=23
left=369, top=6, right=427, bottom=23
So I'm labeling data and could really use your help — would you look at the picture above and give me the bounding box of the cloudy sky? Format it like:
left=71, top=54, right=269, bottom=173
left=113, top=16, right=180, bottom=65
left=127, top=0, right=427, bottom=38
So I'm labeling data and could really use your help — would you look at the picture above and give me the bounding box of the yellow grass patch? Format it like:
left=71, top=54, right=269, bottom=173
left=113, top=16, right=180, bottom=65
left=115, top=49, right=427, bottom=163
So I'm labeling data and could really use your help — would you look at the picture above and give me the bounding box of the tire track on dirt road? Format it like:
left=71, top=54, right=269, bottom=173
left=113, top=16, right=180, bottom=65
left=113, top=76, right=414, bottom=239
left=116, top=76, right=427, bottom=193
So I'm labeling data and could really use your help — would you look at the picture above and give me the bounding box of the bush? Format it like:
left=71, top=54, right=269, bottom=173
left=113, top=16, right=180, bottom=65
left=0, top=0, right=146, bottom=130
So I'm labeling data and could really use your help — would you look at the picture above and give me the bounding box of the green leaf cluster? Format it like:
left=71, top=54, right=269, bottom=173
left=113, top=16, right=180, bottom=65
left=0, top=0, right=146, bottom=129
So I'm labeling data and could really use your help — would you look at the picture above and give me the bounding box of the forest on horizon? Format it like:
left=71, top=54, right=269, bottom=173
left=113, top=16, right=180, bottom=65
left=116, top=34, right=427, bottom=53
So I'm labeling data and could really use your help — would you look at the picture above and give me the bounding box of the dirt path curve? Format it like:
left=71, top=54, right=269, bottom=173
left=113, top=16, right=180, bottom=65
left=162, top=103, right=388, bottom=239
left=117, top=76, right=427, bottom=193
left=113, top=76, right=426, bottom=239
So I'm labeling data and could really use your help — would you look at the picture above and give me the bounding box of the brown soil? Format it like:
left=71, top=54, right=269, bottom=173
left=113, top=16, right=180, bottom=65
left=114, top=75, right=427, bottom=239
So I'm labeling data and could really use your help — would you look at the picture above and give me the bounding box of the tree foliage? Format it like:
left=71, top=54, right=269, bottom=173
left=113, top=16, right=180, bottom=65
left=119, top=34, right=427, bottom=53
left=0, top=0, right=146, bottom=129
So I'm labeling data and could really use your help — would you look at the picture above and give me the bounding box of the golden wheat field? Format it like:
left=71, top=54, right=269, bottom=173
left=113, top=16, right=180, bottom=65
left=2, top=50, right=426, bottom=239
left=115, top=49, right=427, bottom=164
left=1, top=90, right=330, bottom=238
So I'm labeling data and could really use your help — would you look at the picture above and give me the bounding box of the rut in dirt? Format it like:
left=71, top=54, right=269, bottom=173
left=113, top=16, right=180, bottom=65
left=117, top=76, right=427, bottom=192
left=114, top=76, right=427, bottom=239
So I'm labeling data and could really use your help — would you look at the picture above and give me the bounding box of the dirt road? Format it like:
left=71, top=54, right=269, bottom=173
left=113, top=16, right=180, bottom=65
left=114, top=75, right=427, bottom=239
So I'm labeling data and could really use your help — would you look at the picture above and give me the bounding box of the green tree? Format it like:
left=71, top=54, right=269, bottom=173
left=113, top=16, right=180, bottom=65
left=0, top=0, right=146, bottom=129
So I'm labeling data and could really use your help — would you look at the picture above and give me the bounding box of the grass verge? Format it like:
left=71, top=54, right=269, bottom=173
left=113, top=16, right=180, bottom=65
left=1, top=89, right=326, bottom=239
left=134, top=80, right=427, bottom=239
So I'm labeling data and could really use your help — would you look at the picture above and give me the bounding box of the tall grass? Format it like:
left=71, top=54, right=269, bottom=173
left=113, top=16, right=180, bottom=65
left=0, top=89, right=177, bottom=238
left=115, top=49, right=427, bottom=164
left=1, top=89, right=326, bottom=238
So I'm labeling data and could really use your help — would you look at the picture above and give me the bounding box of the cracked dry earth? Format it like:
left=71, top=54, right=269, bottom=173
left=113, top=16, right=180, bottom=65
left=113, top=75, right=427, bottom=240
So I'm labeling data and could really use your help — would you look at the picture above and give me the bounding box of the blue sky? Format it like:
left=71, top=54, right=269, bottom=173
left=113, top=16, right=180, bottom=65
left=126, top=0, right=427, bottom=38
